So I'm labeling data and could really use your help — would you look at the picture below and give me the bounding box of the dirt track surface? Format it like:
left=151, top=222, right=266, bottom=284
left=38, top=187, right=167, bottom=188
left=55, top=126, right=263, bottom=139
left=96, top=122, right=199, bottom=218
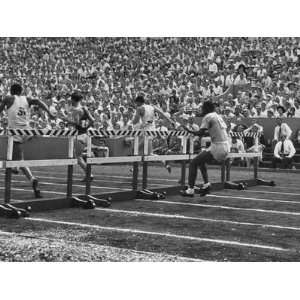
left=1, top=165, right=300, bottom=261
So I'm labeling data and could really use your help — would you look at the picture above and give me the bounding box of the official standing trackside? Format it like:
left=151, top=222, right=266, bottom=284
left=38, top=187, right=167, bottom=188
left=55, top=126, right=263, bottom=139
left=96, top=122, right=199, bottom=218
left=272, top=134, right=296, bottom=169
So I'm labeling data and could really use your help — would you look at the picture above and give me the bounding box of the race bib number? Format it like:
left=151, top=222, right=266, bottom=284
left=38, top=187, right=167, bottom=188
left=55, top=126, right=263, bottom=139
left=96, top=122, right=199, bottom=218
left=17, top=107, right=26, bottom=117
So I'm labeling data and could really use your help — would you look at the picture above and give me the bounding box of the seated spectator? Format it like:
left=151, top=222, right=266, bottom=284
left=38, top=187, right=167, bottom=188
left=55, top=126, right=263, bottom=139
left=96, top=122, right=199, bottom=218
left=277, top=105, right=287, bottom=118
left=272, top=134, right=296, bottom=169
left=229, top=136, right=246, bottom=166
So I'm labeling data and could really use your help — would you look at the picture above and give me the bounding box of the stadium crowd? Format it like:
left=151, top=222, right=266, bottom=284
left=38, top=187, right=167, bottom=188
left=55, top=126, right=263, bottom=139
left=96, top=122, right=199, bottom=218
left=1, top=37, right=300, bottom=131
left=0, top=37, right=300, bottom=167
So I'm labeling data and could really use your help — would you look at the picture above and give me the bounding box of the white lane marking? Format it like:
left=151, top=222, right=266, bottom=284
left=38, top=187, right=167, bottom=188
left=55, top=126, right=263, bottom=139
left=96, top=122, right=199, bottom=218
left=0, top=229, right=205, bottom=262
left=95, top=207, right=300, bottom=232
left=207, top=194, right=300, bottom=205
left=0, top=169, right=179, bottom=183
left=242, top=190, right=300, bottom=196
left=136, top=199, right=300, bottom=216
left=253, top=186, right=300, bottom=191
left=1, top=172, right=170, bottom=188
left=26, top=217, right=288, bottom=252
left=0, top=230, right=15, bottom=236
left=10, top=179, right=129, bottom=191
left=0, top=186, right=67, bottom=195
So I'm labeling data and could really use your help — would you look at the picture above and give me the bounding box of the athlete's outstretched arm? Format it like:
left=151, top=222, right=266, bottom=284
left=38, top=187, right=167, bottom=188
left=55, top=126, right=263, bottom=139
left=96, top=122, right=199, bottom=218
left=0, top=96, right=8, bottom=114
left=83, top=106, right=95, bottom=123
left=28, top=98, right=56, bottom=119
left=178, top=124, right=208, bottom=137
left=153, top=106, right=177, bottom=127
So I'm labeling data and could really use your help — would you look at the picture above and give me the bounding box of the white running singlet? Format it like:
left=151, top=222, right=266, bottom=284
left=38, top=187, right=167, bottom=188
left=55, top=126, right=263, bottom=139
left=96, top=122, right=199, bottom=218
left=141, top=104, right=155, bottom=130
left=7, top=95, right=30, bottom=129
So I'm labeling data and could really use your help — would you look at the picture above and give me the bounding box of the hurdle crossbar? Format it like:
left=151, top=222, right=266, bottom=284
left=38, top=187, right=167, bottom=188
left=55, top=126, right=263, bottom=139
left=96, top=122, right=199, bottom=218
left=0, top=130, right=92, bottom=218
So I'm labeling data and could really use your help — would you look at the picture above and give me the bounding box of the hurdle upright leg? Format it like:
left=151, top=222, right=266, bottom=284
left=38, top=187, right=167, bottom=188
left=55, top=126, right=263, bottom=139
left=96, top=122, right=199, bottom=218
left=4, top=168, right=12, bottom=204
left=221, top=161, right=226, bottom=184
left=180, top=161, right=186, bottom=187
left=132, top=136, right=139, bottom=191
left=85, top=164, right=92, bottom=196
left=67, top=136, right=74, bottom=201
left=67, top=164, right=73, bottom=201
left=226, top=159, right=231, bottom=181
left=253, top=157, right=258, bottom=180
left=132, top=162, right=139, bottom=190
left=142, top=161, right=148, bottom=190
left=1, top=136, right=29, bottom=218
left=79, top=135, right=111, bottom=208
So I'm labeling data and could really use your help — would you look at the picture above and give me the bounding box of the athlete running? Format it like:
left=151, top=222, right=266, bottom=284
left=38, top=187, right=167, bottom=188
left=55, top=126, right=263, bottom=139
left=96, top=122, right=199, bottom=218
left=180, top=100, right=230, bottom=197
left=132, top=95, right=175, bottom=173
left=61, top=92, right=95, bottom=181
left=0, top=83, right=56, bottom=198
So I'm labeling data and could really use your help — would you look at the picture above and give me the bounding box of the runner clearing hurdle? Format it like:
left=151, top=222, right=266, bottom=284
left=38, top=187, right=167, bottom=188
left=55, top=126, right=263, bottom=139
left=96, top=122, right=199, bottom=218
left=133, top=95, right=176, bottom=173
left=0, top=83, right=56, bottom=198
left=61, top=92, right=95, bottom=182
left=179, top=100, right=230, bottom=197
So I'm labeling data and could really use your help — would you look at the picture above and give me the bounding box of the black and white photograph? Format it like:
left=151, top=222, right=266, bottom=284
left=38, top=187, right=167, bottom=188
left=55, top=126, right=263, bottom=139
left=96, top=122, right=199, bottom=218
left=1, top=1, right=300, bottom=299
left=1, top=36, right=300, bottom=263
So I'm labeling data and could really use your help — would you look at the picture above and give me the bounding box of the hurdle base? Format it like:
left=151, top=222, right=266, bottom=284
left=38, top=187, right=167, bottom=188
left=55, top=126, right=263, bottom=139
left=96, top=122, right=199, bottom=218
left=0, top=204, right=31, bottom=218
left=256, top=178, right=276, bottom=186
left=224, top=181, right=247, bottom=190
left=71, top=196, right=96, bottom=209
left=136, top=189, right=166, bottom=200
left=86, top=195, right=111, bottom=208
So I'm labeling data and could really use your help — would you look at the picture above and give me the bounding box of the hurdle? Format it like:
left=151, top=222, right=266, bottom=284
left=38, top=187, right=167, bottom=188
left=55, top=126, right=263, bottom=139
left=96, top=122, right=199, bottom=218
left=0, top=128, right=98, bottom=218
left=84, top=129, right=143, bottom=203
left=142, top=130, right=193, bottom=190
left=221, top=131, right=275, bottom=189
left=140, top=130, right=275, bottom=194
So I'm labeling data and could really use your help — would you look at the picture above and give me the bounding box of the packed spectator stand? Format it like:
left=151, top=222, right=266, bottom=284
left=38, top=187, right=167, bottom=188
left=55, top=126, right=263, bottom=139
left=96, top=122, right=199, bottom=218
left=0, top=37, right=300, bottom=168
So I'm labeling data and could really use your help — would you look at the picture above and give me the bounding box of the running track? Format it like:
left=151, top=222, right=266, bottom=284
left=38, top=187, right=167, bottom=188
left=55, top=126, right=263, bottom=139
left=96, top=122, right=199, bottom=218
left=0, top=164, right=300, bottom=261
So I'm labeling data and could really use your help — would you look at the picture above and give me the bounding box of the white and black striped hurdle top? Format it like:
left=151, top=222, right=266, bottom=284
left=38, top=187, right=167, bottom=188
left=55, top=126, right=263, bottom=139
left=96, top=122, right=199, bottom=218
left=230, top=132, right=261, bottom=138
left=87, top=129, right=190, bottom=138
left=1, top=128, right=77, bottom=136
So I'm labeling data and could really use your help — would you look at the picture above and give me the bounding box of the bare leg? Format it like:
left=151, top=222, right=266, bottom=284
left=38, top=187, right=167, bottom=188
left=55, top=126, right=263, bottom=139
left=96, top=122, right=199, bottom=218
left=139, top=138, right=171, bottom=173
left=13, top=142, right=41, bottom=197
left=20, top=167, right=35, bottom=181
left=78, top=156, right=87, bottom=173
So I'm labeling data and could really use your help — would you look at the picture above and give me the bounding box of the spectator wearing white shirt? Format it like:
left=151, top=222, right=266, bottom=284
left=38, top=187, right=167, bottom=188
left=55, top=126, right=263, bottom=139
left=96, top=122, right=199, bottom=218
left=208, top=59, right=218, bottom=74
left=260, top=101, right=268, bottom=117
left=234, top=72, right=248, bottom=86
left=273, top=118, right=293, bottom=143
left=229, top=136, right=246, bottom=165
left=225, top=73, right=235, bottom=87
left=272, top=134, right=296, bottom=169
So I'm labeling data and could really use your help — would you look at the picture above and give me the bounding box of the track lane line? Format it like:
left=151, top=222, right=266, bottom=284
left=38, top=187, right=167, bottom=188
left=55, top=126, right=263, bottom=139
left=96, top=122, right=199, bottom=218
left=10, top=179, right=130, bottom=191
left=0, top=172, right=171, bottom=188
left=25, top=217, right=289, bottom=252
left=242, top=190, right=300, bottom=196
left=136, top=199, right=300, bottom=216
left=206, top=194, right=300, bottom=204
left=0, top=169, right=179, bottom=183
left=95, top=207, right=300, bottom=232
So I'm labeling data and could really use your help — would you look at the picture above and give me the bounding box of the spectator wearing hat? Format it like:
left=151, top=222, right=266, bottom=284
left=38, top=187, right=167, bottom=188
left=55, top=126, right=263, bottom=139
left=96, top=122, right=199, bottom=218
left=272, top=134, right=296, bottom=169
left=277, top=105, right=287, bottom=117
